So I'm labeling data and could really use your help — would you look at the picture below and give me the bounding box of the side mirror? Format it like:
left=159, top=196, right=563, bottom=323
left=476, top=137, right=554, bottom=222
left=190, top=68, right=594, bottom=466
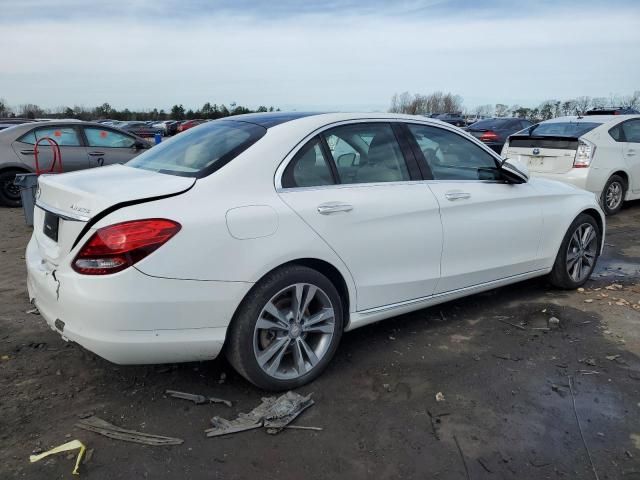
left=500, top=158, right=529, bottom=184
left=134, top=140, right=149, bottom=150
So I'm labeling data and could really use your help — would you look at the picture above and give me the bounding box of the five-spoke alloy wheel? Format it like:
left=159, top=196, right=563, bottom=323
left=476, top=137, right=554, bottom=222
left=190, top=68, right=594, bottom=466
left=601, top=174, right=626, bottom=216
left=226, top=265, right=343, bottom=390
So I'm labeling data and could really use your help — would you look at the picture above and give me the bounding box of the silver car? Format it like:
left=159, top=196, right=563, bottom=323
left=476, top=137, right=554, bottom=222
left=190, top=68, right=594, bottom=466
left=0, top=121, right=149, bottom=206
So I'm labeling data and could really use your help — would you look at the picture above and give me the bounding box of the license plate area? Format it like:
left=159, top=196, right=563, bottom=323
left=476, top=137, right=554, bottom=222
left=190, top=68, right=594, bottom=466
left=43, top=211, right=59, bottom=242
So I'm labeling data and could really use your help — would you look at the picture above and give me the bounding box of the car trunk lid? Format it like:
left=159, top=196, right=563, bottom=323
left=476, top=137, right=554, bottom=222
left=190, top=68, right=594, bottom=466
left=503, top=135, right=579, bottom=174
left=33, top=164, right=194, bottom=265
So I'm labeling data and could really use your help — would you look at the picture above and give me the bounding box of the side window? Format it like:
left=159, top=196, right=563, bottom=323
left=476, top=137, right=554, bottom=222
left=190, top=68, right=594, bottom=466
left=609, top=124, right=624, bottom=142
left=85, top=127, right=135, bottom=148
left=622, top=120, right=640, bottom=143
left=282, top=136, right=335, bottom=188
left=407, top=124, right=500, bottom=181
left=19, top=126, right=81, bottom=146
left=323, top=123, right=410, bottom=184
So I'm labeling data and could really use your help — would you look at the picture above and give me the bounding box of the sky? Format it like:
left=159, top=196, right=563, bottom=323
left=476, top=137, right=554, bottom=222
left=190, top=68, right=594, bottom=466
left=1, top=0, right=639, bottom=112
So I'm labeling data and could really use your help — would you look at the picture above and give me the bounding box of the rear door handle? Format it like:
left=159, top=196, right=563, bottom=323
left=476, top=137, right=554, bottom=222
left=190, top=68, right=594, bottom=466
left=88, top=151, right=105, bottom=156
left=445, top=191, right=471, bottom=201
left=317, top=202, right=353, bottom=215
left=627, top=149, right=637, bottom=156
left=20, top=150, right=35, bottom=155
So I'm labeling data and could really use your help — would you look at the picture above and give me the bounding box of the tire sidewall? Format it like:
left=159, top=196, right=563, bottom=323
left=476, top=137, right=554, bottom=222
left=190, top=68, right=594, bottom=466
left=550, top=214, right=600, bottom=289
left=601, top=175, right=626, bottom=216
left=226, top=265, right=344, bottom=390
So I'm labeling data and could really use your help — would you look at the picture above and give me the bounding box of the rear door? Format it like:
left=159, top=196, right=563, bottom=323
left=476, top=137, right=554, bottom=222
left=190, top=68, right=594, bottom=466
left=620, top=119, right=640, bottom=191
left=404, top=122, right=544, bottom=293
left=277, top=121, right=443, bottom=311
left=82, top=126, right=145, bottom=167
left=12, top=125, right=88, bottom=172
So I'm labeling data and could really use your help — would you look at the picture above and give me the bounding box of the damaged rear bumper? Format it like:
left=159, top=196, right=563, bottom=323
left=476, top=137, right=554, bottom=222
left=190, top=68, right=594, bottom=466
left=25, top=236, right=252, bottom=365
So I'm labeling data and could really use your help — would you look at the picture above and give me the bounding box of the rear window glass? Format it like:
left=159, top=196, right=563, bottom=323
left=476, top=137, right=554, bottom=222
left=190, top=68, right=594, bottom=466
left=525, top=122, right=601, bottom=138
left=469, top=119, right=511, bottom=130
left=127, top=120, right=266, bottom=177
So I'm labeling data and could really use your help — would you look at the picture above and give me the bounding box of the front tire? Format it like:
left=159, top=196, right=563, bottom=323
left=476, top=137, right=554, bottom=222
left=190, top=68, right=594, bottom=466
left=0, top=169, right=24, bottom=207
left=225, top=265, right=344, bottom=390
left=601, top=174, right=626, bottom=216
left=549, top=213, right=600, bottom=289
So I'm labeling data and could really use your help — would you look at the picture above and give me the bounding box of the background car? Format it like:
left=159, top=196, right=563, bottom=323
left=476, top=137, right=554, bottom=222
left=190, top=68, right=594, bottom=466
left=0, top=118, right=38, bottom=131
left=467, top=117, right=533, bottom=153
left=177, top=119, right=205, bottom=133
left=0, top=121, right=149, bottom=206
left=502, top=114, right=640, bottom=215
left=27, top=112, right=604, bottom=390
left=585, top=107, right=640, bottom=116
left=118, top=121, right=162, bottom=138
left=433, top=113, right=466, bottom=127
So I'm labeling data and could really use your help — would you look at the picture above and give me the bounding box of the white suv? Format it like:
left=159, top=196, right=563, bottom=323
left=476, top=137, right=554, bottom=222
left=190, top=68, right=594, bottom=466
left=502, top=115, right=640, bottom=215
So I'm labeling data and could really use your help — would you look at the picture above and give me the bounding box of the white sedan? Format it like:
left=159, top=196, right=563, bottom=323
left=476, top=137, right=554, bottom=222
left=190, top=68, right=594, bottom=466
left=27, top=113, right=605, bottom=390
left=502, top=114, right=640, bottom=215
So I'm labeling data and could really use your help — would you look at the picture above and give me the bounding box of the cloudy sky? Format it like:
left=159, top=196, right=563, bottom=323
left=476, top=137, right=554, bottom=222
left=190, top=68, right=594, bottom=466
left=1, top=0, right=639, bottom=112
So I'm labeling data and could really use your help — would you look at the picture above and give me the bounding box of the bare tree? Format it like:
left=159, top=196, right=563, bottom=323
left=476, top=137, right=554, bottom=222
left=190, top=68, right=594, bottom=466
left=495, top=104, right=510, bottom=117
left=620, top=91, right=640, bottom=109
left=574, top=96, right=591, bottom=115
left=474, top=104, right=494, bottom=117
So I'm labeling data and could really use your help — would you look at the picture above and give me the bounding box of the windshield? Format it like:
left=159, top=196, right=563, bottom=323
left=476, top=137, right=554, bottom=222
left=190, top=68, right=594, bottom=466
left=524, top=121, right=601, bottom=138
left=127, top=120, right=266, bottom=177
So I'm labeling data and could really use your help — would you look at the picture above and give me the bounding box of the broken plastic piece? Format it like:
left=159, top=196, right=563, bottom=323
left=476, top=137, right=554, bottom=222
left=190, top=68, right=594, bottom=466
left=76, top=416, right=183, bottom=446
left=205, top=391, right=314, bottom=437
left=29, top=439, right=86, bottom=475
left=165, top=389, right=232, bottom=407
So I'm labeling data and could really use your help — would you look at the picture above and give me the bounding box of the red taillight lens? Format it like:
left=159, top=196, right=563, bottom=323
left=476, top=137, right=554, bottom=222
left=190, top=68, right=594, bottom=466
left=72, top=219, right=181, bottom=275
left=480, top=131, right=499, bottom=141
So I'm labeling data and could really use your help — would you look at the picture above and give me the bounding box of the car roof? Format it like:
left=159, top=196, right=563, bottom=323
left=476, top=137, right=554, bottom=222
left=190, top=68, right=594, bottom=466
left=539, top=114, right=640, bottom=125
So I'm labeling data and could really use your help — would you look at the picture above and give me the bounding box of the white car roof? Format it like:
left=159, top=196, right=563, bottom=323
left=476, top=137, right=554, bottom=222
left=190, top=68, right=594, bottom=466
left=540, top=114, right=640, bottom=125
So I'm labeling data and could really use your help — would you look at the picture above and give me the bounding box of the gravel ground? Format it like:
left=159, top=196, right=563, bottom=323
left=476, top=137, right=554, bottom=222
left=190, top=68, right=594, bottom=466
left=1, top=202, right=639, bottom=479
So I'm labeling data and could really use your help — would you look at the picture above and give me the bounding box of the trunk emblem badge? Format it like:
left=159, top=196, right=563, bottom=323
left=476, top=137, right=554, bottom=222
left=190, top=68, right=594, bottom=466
left=532, top=148, right=540, bottom=155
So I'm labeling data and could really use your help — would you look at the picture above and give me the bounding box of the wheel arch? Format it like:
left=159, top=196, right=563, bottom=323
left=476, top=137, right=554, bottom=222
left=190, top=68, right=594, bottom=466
left=579, top=208, right=605, bottom=254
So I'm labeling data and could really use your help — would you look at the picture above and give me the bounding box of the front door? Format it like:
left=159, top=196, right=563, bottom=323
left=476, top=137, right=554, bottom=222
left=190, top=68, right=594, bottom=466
left=278, top=122, right=443, bottom=311
left=82, top=126, right=144, bottom=167
left=405, top=122, right=544, bottom=293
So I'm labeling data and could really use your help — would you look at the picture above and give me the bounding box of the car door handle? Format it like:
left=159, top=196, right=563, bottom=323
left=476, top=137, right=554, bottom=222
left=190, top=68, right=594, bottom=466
left=317, top=202, right=353, bottom=215
left=627, top=149, right=637, bottom=156
left=445, top=191, right=471, bottom=201
left=19, top=149, right=35, bottom=155
left=88, top=151, right=105, bottom=156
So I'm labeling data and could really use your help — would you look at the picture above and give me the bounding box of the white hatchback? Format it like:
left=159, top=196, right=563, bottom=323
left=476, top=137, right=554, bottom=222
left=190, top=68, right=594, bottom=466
left=27, top=113, right=605, bottom=389
left=502, top=115, right=640, bottom=215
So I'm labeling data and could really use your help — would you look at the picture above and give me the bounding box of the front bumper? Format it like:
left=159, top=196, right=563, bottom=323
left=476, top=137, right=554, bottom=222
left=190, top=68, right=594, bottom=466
left=26, top=236, right=253, bottom=365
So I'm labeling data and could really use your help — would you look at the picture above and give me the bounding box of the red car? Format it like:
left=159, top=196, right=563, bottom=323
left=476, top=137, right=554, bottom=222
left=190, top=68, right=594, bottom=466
left=177, top=119, right=206, bottom=133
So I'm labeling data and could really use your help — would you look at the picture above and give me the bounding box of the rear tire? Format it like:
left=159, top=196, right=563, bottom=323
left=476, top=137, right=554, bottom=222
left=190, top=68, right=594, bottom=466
left=0, top=169, right=24, bottom=207
left=601, top=174, right=626, bottom=216
left=549, top=213, right=600, bottom=289
left=225, top=265, right=344, bottom=390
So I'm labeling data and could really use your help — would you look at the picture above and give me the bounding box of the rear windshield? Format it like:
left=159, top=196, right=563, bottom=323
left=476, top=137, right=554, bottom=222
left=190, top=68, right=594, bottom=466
left=469, top=119, right=511, bottom=130
left=127, top=120, right=266, bottom=178
left=524, top=121, right=601, bottom=138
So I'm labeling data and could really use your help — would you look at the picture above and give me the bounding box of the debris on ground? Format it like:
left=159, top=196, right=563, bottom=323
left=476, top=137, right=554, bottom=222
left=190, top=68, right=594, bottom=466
left=579, top=357, right=597, bottom=366
left=218, top=372, right=227, bottom=384
left=497, top=319, right=526, bottom=330
left=584, top=299, right=594, bottom=303
left=548, top=317, right=561, bottom=329
left=165, top=389, right=232, bottom=407
left=435, top=392, right=445, bottom=402
left=76, top=416, right=183, bottom=446
left=492, top=353, right=522, bottom=362
left=29, top=439, right=86, bottom=476
left=205, top=391, right=314, bottom=437
left=606, top=354, right=621, bottom=361
left=605, top=284, right=623, bottom=291
left=26, top=307, right=40, bottom=315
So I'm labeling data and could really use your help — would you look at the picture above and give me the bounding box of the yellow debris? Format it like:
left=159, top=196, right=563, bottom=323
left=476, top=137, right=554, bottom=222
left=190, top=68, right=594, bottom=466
left=29, top=439, right=86, bottom=475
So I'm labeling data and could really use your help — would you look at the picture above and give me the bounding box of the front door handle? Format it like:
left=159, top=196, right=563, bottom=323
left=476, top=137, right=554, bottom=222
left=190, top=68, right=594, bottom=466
left=445, top=191, right=471, bottom=201
left=317, top=202, right=353, bottom=215
left=88, top=151, right=105, bottom=156
left=627, top=149, right=637, bottom=156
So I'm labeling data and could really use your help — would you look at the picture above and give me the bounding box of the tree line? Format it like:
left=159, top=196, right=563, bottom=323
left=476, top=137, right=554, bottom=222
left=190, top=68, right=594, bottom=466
left=0, top=100, right=280, bottom=121
left=389, top=91, right=640, bottom=122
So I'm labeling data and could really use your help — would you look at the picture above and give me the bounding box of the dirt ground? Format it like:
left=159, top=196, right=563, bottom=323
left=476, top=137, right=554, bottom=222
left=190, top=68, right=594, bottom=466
left=1, top=202, right=639, bottom=480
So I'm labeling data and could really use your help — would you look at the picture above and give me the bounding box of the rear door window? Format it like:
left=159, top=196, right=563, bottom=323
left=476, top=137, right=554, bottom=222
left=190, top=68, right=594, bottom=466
left=19, top=126, right=81, bottom=146
left=622, top=120, right=640, bottom=143
left=322, top=123, right=410, bottom=184
left=281, top=137, right=336, bottom=188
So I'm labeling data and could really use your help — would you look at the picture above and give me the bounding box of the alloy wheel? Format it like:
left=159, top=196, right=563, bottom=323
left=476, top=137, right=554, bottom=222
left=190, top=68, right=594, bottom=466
left=2, top=178, right=20, bottom=201
left=253, top=283, right=336, bottom=380
left=605, top=181, right=623, bottom=211
left=566, top=223, right=598, bottom=283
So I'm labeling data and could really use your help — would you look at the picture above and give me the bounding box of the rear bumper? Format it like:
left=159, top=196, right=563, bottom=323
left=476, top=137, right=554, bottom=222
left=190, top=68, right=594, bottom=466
left=26, top=236, right=253, bottom=365
left=529, top=169, right=591, bottom=193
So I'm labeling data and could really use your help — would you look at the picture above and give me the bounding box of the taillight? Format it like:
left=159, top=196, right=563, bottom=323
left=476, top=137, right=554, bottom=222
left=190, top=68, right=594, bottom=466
left=72, top=219, right=181, bottom=275
left=480, top=131, right=499, bottom=141
left=573, top=139, right=596, bottom=168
